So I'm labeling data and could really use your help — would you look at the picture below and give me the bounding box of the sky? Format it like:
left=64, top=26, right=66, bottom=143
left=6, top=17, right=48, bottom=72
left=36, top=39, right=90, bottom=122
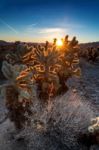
left=0, top=0, right=99, bottom=43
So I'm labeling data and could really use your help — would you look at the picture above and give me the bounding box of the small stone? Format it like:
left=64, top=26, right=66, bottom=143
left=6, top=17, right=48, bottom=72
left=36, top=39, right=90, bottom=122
left=73, top=89, right=77, bottom=93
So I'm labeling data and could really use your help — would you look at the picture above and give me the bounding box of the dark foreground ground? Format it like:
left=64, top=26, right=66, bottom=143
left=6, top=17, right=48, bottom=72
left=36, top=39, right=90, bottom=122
left=0, top=59, right=99, bottom=150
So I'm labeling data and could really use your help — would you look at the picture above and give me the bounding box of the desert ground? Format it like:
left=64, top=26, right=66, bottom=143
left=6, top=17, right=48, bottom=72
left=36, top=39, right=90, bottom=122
left=0, top=58, right=99, bottom=150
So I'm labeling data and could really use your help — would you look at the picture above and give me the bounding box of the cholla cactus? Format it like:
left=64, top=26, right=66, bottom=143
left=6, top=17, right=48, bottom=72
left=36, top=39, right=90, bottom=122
left=2, top=35, right=81, bottom=129
left=61, top=36, right=79, bottom=67
left=79, top=47, right=99, bottom=63
left=54, top=35, right=81, bottom=94
left=19, top=35, right=81, bottom=99
left=88, top=117, right=99, bottom=134
left=2, top=61, right=27, bottom=82
left=5, top=42, right=33, bottom=65
left=2, top=60, right=37, bottom=129
left=33, top=45, right=61, bottom=99
left=88, top=47, right=99, bottom=62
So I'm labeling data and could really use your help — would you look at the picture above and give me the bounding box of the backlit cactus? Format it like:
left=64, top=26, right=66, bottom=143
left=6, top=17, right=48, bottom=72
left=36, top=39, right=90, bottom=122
left=2, top=35, right=81, bottom=129
left=2, top=59, right=37, bottom=129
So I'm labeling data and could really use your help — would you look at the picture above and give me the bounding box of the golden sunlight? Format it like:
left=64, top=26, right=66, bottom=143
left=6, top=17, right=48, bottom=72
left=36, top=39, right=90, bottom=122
left=56, top=39, right=63, bottom=47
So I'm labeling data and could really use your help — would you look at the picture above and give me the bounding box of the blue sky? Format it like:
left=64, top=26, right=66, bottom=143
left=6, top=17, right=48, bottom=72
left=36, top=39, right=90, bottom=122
left=0, top=0, right=99, bottom=43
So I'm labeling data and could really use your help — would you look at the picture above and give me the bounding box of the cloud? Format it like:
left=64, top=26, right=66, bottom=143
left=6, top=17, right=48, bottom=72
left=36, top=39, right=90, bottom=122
left=25, top=26, right=66, bottom=36
left=28, top=23, right=37, bottom=27
left=0, top=18, right=18, bottom=34
left=39, top=28, right=64, bottom=34
left=24, top=25, right=68, bottom=41
left=25, top=23, right=37, bottom=32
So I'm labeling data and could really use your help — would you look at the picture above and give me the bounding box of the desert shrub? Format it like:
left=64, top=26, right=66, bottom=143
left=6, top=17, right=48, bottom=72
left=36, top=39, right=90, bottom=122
left=16, top=92, right=95, bottom=150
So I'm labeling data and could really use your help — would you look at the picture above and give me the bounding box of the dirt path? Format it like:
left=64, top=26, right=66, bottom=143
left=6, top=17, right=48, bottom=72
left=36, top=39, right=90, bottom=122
left=72, top=59, right=99, bottom=113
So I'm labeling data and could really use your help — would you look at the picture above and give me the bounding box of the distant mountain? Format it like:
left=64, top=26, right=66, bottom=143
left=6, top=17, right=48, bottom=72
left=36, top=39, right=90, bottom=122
left=0, top=40, right=13, bottom=46
left=0, top=40, right=99, bottom=48
left=80, top=41, right=99, bottom=48
left=0, top=40, right=7, bottom=44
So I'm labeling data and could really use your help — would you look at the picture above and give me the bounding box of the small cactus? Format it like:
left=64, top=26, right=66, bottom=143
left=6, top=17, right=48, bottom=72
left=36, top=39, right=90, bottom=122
left=88, top=117, right=99, bottom=134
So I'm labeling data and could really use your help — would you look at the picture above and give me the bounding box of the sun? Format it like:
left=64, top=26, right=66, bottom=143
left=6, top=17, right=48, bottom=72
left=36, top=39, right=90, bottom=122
left=56, top=39, right=63, bottom=47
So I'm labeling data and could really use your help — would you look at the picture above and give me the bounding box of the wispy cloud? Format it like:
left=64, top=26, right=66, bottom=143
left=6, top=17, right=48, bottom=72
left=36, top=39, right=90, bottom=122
left=25, top=23, right=37, bottom=32
left=39, top=28, right=64, bottom=34
left=28, top=23, right=37, bottom=27
left=0, top=18, right=18, bottom=34
left=25, top=26, right=68, bottom=40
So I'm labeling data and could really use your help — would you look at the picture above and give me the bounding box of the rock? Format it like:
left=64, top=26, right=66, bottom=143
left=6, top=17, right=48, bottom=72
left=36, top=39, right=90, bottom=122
left=72, top=89, right=77, bottom=93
